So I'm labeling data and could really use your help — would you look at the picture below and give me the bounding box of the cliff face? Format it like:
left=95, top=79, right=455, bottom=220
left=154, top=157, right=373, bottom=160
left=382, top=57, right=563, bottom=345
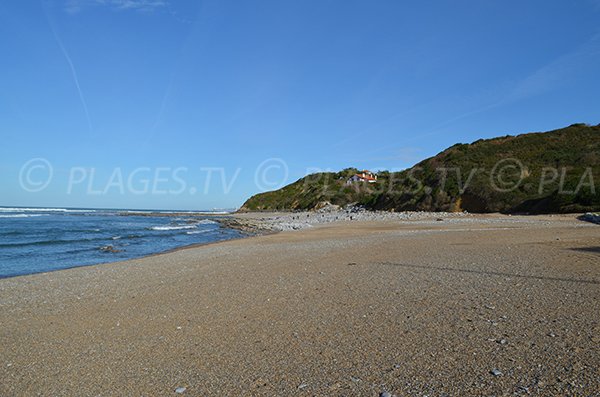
left=240, top=124, right=600, bottom=213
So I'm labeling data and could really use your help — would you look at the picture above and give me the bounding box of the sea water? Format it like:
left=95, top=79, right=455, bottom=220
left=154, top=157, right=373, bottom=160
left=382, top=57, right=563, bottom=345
left=0, top=207, right=243, bottom=278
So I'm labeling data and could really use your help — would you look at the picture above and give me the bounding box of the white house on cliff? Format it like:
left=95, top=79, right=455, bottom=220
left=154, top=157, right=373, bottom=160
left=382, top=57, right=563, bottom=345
left=346, top=170, right=377, bottom=184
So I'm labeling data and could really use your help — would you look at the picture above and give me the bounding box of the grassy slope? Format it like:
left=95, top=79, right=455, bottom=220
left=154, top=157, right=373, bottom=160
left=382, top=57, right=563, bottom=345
left=240, top=124, right=600, bottom=213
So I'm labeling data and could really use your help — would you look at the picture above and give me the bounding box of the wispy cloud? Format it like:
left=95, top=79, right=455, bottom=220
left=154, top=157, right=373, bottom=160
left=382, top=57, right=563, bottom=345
left=506, top=33, right=600, bottom=102
left=52, top=28, right=93, bottom=134
left=416, top=33, right=600, bottom=136
left=363, top=32, right=600, bottom=160
left=587, top=0, right=600, bottom=11
left=43, top=7, right=94, bottom=136
left=65, top=0, right=168, bottom=14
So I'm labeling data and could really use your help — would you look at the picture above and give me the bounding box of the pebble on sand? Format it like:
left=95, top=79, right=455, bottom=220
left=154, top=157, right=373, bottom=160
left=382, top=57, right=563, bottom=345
left=175, top=386, right=186, bottom=394
left=490, top=368, right=503, bottom=377
left=297, top=382, right=308, bottom=390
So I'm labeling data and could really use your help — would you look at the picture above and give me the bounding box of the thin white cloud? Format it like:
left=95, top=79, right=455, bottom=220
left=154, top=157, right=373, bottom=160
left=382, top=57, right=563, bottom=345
left=64, top=0, right=84, bottom=14
left=365, top=32, right=600, bottom=158
left=102, top=0, right=168, bottom=11
left=507, top=34, right=600, bottom=102
left=65, top=0, right=168, bottom=14
left=54, top=32, right=93, bottom=136
left=587, top=0, right=600, bottom=11
left=44, top=9, right=94, bottom=136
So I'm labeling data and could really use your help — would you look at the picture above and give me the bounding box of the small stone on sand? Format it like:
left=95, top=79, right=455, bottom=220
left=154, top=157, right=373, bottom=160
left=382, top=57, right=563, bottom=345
left=298, top=382, right=308, bottom=390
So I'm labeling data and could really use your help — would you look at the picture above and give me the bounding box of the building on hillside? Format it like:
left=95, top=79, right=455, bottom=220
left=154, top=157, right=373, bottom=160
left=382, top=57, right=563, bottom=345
left=346, top=170, right=377, bottom=184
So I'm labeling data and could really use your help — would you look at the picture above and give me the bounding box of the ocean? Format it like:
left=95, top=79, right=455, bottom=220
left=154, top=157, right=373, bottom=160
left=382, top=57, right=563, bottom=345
left=0, top=207, right=243, bottom=278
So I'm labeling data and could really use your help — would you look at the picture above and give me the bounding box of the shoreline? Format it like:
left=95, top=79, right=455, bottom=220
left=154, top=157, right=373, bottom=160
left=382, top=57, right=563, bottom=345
left=0, top=232, right=255, bottom=281
left=0, top=211, right=594, bottom=281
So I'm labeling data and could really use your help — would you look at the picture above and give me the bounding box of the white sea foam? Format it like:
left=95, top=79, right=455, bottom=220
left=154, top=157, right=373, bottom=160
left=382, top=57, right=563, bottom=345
left=195, top=219, right=218, bottom=225
left=0, top=214, right=49, bottom=218
left=149, top=225, right=197, bottom=231
left=0, top=207, right=95, bottom=213
left=186, top=230, right=210, bottom=235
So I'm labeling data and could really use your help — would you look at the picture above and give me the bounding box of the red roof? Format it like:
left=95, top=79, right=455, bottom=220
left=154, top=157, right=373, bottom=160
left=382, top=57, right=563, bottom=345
left=355, top=173, right=377, bottom=181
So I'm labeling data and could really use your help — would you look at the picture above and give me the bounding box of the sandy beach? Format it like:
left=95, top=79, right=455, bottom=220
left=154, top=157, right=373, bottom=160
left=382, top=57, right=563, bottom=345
left=1, top=214, right=599, bottom=396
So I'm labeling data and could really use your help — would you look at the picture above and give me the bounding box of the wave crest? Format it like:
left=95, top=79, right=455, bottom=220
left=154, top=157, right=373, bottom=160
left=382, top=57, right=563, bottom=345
left=148, top=225, right=197, bottom=231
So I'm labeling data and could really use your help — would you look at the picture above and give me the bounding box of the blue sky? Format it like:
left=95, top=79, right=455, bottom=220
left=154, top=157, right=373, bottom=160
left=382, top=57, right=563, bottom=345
left=1, top=0, right=599, bottom=210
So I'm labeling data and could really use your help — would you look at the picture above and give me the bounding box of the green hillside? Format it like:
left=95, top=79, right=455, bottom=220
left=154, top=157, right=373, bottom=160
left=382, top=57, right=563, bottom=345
left=240, top=124, right=600, bottom=213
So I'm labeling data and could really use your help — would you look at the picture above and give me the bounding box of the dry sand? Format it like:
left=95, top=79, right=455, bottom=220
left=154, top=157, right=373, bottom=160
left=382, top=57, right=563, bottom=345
left=0, top=214, right=599, bottom=396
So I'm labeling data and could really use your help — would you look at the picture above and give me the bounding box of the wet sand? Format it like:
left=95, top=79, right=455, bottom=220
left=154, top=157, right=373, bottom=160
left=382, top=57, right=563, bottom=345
left=0, top=214, right=599, bottom=396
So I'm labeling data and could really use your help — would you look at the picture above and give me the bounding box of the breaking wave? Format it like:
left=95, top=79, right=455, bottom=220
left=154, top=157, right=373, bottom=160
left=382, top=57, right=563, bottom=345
left=148, top=225, right=197, bottom=231
left=0, top=214, right=49, bottom=218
